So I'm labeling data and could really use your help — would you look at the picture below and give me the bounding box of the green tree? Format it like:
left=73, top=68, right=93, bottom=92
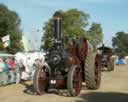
left=112, top=32, right=128, bottom=57
left=87, top=22, right=103, bottom=51
left=41, top=9, right=89, bottom=50
left=0, top=4, right=23, bottom=53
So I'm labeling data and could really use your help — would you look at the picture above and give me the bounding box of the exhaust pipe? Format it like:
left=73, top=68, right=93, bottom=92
left=54, top=17, right=62, bottom=40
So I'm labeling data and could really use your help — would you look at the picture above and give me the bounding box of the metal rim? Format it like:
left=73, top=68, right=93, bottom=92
left=72, top=67, right=82, bottom=96
left=95, top=56, right=101, bottom=88
left=37, top=67, right=48, bottom=94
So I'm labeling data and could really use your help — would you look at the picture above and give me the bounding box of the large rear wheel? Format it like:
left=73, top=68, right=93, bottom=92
left=67, top=65, right=82, bottom=96
left=84, top=52, right=101, bottom=89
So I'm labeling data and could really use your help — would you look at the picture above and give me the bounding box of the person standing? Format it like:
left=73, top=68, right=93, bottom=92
left=8, top=58, right=16, bottom=83
left=15, top=60, right=21, bottom=84
left=0, top=58, right=5, bottom=86
left=18, top=59, right=25, bottom=82
left=2, top=59, right=10, bottom=85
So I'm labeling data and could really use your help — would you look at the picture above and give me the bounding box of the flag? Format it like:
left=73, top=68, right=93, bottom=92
left=3, top=40, right=10, bottom=48
left=22, top=35, right=30, bottom=51
left=1, top=35, right=11, bottom=48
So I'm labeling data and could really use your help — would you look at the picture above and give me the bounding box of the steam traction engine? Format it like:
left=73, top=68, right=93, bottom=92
left=97, top=44, right=114, bottom=71
left=33, top=17, right=101, bottom=96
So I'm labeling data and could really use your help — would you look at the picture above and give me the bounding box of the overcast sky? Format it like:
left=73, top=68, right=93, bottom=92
left=0, top=0, right=128, bottom=48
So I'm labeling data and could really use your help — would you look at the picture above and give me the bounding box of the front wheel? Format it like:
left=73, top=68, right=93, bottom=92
left=67, top=65, right=82, bottom=96
left=33, top=65, right=50, bottom=95
left=108, top=57, right=115, bottom=71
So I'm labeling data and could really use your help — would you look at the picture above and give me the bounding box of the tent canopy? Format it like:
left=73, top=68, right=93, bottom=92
left=0, top=53, right=14, bottom=57
left=97, top=46, right=112, bottom=51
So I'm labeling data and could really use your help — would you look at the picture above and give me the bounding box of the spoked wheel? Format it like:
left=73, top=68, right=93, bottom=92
left=67, top=65, right=82, bottom=96
left=33, top=65, right=50, bottom=95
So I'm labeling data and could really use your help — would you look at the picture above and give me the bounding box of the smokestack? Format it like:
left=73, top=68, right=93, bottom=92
left=54, top=17, right=62, bottom=40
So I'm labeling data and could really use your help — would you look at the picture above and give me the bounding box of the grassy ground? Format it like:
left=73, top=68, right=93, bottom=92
left=0, top=65, right=128, bottom=102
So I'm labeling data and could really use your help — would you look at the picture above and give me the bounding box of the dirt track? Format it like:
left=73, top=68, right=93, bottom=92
left=0, top=65, right=128, bottom=102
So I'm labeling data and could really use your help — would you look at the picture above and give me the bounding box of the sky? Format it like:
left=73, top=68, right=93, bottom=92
left=0, top=0, right=128, bottom=49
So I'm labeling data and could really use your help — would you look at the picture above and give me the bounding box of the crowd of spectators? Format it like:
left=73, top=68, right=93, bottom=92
left=0, top=51, right=45, bottom=87
left=0, top=57, right=16, bottom=86
left=0, top=57, right=41, bottom=86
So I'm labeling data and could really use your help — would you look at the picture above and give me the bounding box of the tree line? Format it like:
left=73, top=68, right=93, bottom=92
left=112, top=32, right=128, bottom=57
left=0, top=4, right=128, bottom=57
left=0, top=4, right=23, bottom=54
left=41, top=9, right=103, bottom=51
